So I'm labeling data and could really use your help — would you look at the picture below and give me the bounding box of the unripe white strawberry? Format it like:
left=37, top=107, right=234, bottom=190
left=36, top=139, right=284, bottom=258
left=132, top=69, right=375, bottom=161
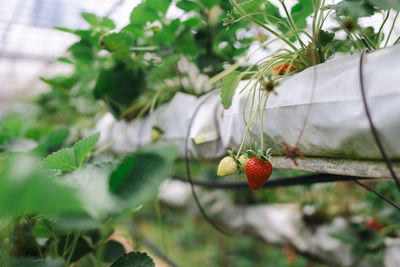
left=151, top=126, right=163, bottom=143
left=217, top=156, right=238, bottom=177
left=238, top=155, right=250, bottom=172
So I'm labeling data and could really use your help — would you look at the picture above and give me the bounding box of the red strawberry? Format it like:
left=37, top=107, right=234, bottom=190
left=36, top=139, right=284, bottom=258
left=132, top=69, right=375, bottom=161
left=273, top=63, right=295, bottom=75
left=245, top=157, right=272, bottom=190
left=365, top=219, right=384, bottom=232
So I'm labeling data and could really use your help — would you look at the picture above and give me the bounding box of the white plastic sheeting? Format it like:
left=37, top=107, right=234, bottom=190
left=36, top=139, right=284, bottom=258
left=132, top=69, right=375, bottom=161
left=96, top=44, right=400, bottom=160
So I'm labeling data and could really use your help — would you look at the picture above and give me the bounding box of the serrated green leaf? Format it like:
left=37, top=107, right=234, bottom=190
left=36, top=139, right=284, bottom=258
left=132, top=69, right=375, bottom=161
left=318, top=30, right=335, bottom=47
left=176, top=0, right=200, bottom=11
left=111, top=251, right=155, bottom=267
left=221, top=71, right=241, bottom=109
left=367, top=0, right=400, bottom=10
left=42, top=133, right=99, bottom=171
left=42, top=147, right=77, bottom=171
left=102, top=31, right=134, bottom=51
left=82, top=12, right=100, bottom=27
left=74, top=132, right=100, bottom=167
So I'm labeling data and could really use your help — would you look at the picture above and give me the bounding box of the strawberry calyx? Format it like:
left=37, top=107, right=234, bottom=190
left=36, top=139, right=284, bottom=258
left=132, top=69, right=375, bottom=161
left=246, top=148, right=272, bottom=162
left=227, top=149, right=242, bottom=171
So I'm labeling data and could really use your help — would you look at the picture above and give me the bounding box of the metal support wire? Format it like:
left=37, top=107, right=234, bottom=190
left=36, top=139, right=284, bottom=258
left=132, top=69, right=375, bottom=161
left=172, top=173, right=374, bottom=190
left=355, top=49, right=400, bottom=210
left=359, top=50, right=400, bottom=191
left=184, top=91, right=244, bottom=237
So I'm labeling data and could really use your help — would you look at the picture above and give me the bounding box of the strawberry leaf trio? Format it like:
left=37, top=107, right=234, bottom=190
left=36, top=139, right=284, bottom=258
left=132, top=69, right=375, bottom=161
left=217, top=148, right=273, bottom=191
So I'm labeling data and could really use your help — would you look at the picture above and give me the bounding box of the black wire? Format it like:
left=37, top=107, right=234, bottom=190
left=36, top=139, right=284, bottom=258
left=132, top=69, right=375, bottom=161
left=172, top=173, right=374, bottom=189
left=184, top=91, right=243, bottom=236
left=353, top=180, right=400, bottom=210
left=359, top=49, right=400, bottom=192
left=356, top=49, right=400, bottom=210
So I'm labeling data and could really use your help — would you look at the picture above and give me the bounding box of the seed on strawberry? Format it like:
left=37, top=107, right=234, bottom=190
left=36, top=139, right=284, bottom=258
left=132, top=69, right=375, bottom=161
left=217, top=156, right=238, bottom=177
left=245, top=156, right=272, bottom=190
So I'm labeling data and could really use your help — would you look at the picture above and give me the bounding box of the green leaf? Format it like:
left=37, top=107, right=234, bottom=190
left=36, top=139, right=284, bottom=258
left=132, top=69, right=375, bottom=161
left=42, top=147, right=77, bottom=171
left=291, top=0, right=313, bottom=30
left=109, top=153, right=165, bottom=199
left=35, top=128, right=70, bottom=155
left=68, top=40, right=94, bottom=62
left=176, top=0, right=200, bottom=11
left=54, top=26, right=75, bottom=34
left=57, top=57, right=74, bottom=64
left=318, top=30, right=335, bottom=47
left=328, top=0, right=375, bottom=18
left=221, top=71, right=241, bottom=109
left=111, top=251, right=155, bottom=267
left=42, top=133, right=100, bottom=171
left=100, top=240, right=126, bottom=262
left=32, top=220, right=53, bottom=238
left=74, top=132, right=100, bottom=167
left=198, top=0, right=219, bottom=9
left=109, top=144, right=178, bottom=205
left=183, top=17, right=203, bottom=27
left=102, top=31, right=134, bottom=51
left=82, top=12, right=100, bottom=27
left=93, top=63, right=145, bottom=118
left=147, top=0, right=172, bottom=14
left=101, top=17, right=117, bottom=30
left=130, top=3, right=159, bottom=26
left=367, top=0, right=400, bottom=10
left=0, top=160, right=83, bottom=217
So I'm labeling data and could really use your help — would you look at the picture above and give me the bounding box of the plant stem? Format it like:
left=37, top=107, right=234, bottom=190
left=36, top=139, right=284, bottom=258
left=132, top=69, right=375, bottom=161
left=386, top=11, right=399, bottom=47
left=377, top=10, right=391, bottom=46
left=65, top=233, right=79, bottom=267
left=155, top=199, right=169, bottom=261
left=230, top=0, right=297, bottom=50
left=62, top=234, right=71, bottom=258
left=259, top=92, right=270, bottom=153
left=236, top=82, right=263, bottom=157
left=280, top=0, right=305, bottom=48
left=25, top=217, right=44, bottom=260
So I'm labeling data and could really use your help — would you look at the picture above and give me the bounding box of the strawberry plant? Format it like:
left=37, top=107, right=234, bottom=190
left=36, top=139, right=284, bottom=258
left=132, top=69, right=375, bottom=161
left=0, top=111, right=178, bottom=266
left=40, top=0, right=253, bottom=121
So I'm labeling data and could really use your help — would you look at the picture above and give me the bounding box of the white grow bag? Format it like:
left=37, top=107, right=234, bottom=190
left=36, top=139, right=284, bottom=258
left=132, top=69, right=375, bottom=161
left=96, top=44, right=400, bottom=161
